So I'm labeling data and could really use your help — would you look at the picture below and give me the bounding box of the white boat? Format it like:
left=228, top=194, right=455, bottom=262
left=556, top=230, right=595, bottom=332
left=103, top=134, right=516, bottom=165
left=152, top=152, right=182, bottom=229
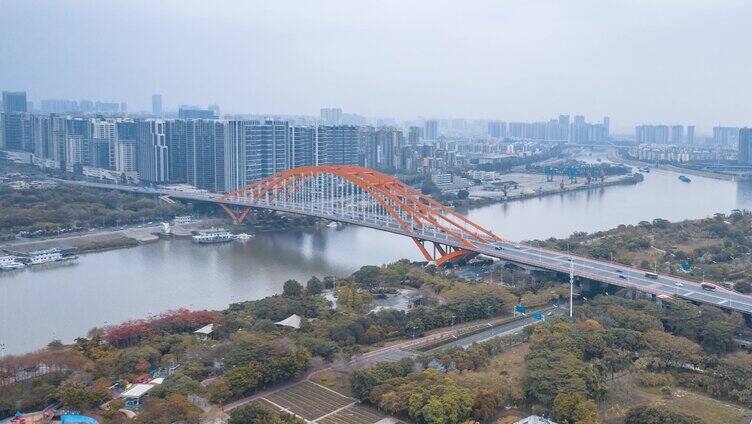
left=234, top=233, right=254, bottom=241
left=0, top=255, right=25, bottom=271
left=192, top=228, right=234, bottom=244
left=326, top=221, right=340, bottom=229
left=27, top=249, right=66, bottom=265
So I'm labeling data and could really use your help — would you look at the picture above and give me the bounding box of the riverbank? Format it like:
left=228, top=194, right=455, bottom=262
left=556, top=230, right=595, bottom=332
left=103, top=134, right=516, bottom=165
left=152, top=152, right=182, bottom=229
left=461, top=172, right=643, bottom=208
left=615, top=152, right=743, bottom=182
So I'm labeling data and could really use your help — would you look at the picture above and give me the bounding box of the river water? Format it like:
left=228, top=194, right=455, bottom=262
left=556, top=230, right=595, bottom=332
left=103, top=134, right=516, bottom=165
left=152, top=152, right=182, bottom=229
left=2, top=167, right=752, bottom=355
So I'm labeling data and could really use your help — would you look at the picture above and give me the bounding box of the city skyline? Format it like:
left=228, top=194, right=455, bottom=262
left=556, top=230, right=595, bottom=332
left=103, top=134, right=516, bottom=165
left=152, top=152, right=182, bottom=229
left=1, top=1, right=751, bottom=132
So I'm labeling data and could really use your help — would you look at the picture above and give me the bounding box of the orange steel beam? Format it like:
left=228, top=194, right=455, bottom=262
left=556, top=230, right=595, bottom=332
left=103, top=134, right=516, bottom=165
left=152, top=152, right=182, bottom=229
left=435, top=248, right=478, bottom=266
left=412, top=238, right=433, bottom=262
left=220, top=165, right=501, bottom=262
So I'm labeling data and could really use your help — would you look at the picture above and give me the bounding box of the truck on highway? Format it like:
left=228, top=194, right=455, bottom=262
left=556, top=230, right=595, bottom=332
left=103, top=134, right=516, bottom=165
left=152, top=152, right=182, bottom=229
left=644, top=272, right=658, bottom=279
left=701, top=283, right=717, bottom=291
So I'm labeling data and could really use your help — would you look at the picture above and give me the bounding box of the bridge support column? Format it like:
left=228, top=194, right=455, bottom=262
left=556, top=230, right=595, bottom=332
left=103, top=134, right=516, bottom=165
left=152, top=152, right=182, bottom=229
left=220, top=204, right=252, bottom=225
left=412, top=238, right=478, bottom=267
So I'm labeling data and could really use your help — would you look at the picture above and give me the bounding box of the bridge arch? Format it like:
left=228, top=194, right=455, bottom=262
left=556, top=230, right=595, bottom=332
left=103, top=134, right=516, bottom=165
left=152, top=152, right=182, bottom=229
left=219, top=165, right=502, bottom=265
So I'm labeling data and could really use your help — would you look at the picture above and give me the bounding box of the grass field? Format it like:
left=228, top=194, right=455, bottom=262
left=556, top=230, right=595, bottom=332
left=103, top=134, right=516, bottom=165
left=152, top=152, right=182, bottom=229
left=600, top=373, right=752, bottom=424
left=264, top=380, right=355, bottom=421
left=310, top=369, right=354, bottom=397
left=318, top=404, right=395, bottom=424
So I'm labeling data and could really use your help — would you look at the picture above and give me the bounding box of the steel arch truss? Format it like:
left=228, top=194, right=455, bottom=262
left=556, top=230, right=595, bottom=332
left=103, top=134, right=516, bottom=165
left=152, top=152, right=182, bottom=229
left=219, top=165, right=502, bottom=266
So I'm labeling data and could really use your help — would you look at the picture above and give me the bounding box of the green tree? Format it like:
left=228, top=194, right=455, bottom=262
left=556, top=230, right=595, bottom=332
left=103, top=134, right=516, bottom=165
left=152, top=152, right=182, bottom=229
left=283, top=280, right=303, bottom=297
left=306, top=276, right=323, bottom=295
left=207, top=379, right=232, bottom=404
left=553, top=392, right=597, bottom=424
left=225, top=362, right=263, bottom=397
left=133, top=393, right=201, bottom=424
left=624, top=405, right=704, bottom=424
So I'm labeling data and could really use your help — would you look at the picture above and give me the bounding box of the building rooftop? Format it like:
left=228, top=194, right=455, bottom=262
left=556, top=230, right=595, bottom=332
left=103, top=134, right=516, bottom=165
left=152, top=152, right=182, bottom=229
left=275, top=314, right=302, bottom=329
left=193, top=323, right=214, bottom=335
left=120, top=383, right=154, bottom=399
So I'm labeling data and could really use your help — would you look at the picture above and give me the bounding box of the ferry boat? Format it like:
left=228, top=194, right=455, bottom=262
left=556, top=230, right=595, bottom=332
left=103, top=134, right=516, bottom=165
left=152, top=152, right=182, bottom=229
left=192, top=228, right=234, bottom=244
left=0, top=255, right=26, bottom=271
left=678, top=175, right=691, bottom=183
left=24, top=248, right=78, bottom=266
left=234, top=233, right=255, bottom=241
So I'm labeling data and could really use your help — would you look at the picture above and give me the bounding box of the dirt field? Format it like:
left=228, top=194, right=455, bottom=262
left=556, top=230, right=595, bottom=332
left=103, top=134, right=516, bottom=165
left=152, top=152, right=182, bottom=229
left=264, top=380, right=355, bottom=421
left=600, top=373, right=752, bottom=424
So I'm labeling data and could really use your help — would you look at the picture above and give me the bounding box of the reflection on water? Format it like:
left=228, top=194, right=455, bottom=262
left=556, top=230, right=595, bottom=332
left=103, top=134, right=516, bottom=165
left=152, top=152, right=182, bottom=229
left=2, top=169, right=752, bottom=354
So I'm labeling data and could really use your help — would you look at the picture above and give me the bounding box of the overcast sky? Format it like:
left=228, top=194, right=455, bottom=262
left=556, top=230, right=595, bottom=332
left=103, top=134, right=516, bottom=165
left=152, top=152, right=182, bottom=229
left=0, top=0, right=750, bottom=132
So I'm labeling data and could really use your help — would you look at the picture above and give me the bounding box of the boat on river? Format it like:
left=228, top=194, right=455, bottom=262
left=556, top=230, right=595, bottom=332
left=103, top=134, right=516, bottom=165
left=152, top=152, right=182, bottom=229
left=679, top=175, right=691, bottom=183
left=0, top=255, right=26, bottom=271
left=192, top=228, right=234, bottom=244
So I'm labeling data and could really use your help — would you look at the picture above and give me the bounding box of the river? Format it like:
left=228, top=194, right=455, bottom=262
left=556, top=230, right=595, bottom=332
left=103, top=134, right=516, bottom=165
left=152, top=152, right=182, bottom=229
left=2, top=166, right=752, bottom=355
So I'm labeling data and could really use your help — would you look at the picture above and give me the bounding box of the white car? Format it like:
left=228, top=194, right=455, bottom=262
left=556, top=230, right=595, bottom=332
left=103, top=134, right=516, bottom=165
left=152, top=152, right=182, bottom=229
left=674, top=282, right=684, bottom=287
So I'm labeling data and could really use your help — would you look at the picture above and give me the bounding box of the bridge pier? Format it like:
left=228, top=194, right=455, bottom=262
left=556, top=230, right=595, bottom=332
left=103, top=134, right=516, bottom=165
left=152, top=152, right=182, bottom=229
left=412, top=238, right=477, bottom=267
left=219, top=204, right=252, bottom=225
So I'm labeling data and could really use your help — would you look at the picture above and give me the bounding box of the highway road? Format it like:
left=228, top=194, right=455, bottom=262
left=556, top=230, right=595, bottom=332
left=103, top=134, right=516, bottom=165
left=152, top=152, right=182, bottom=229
left=423, top=308, right=564, bottom=353
left=473, top=240, right=752, bottom=314
left=66, top=180, right=752, bottom=315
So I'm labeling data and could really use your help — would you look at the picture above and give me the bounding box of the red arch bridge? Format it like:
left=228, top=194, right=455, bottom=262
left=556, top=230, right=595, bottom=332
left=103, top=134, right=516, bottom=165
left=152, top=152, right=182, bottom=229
left=74, top=165, right=752, bottom=315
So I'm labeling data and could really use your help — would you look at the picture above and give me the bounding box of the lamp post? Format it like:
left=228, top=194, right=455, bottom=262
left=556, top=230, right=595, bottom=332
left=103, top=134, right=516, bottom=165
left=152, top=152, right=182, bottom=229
left=569, top=258, right=574, bottom=318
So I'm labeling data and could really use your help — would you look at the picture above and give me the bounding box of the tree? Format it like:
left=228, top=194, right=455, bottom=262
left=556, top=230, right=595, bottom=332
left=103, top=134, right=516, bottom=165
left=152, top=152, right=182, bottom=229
left=457, top=189, right=469, bottom=200
left=735, top=281, right=752, bottom=294
left=553, top=392, right=597, bottom=424
left=134, top=393, right=202, bottom=424
left=229, top=403, right=303, bottom=424
left=207, top=379, right=232, bottom=404
left=699, top=320, right=735, bottom=354
left=224, top=362, right=263, bottom=397
left=283, top=280, right=303, bottom=297
left=624, top=405, right=704, bottom=424
left=306, top=276, right=323, bottom=295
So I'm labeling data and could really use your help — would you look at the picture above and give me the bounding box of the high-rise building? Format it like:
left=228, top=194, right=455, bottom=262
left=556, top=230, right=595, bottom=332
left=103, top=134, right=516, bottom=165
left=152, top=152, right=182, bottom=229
left=687, top=126, right=695, bottom=144
left=165, top=120, right=188, bottom=183
left=116, top=121, right=138, bottom=173
left=185, top=120, right=225, bottom=191
left=92, top=120, right=118, bottom=169
left=315, top=125, right=359, bottom=165
left=289, top=126, right=315, bottom=168
left=224, top=120, right=250, bottom=192
left=152, top=94, right=163, bottom=117
left=246, top=120, right=290, bottom=182
left=320, top=108, right=342, bottom=125
left=739, top=128, right=752, bottom=165
left=63, top=118, right=93, bottom=165
left=30, top=114, right=52, bottom=158
left=137, top=120, right=169, bottom=183
left=178, top=107, right=215, bottom=119
left=713, top=126, right=740, bottom=147
left=1, top=112, right=32, bottom=151
left=635, top=125, right=670, bottom=144
left=2, top=91, right=27, bottom=112
left=424, top=120, right=438, bottom=140
left=603, top=116, right=610, bottom=139
left=488, top=121, right=507, bottom=138
left=208, top=104, right=220, bottom=117
left=508, top=122, right=524, bottom=139
left=558, top=115, right=570, bottom=140
left=671, top=125, right=684, bottom=145
left=408, top=126, right=423, bottom=146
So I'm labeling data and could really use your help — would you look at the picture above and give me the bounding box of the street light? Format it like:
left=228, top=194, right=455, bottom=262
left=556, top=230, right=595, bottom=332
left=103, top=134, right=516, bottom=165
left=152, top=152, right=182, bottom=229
left=569, top=258, right=574, bottom=318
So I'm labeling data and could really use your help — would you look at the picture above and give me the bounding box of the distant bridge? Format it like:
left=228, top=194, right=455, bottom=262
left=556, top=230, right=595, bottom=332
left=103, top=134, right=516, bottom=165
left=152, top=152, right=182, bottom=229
left=71, top=165, right=752, bottom=315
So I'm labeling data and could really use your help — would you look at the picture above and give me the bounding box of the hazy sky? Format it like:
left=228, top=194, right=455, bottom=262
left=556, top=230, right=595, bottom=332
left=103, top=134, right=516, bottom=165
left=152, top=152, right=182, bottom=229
left=1, top=0, right=750, bottom=132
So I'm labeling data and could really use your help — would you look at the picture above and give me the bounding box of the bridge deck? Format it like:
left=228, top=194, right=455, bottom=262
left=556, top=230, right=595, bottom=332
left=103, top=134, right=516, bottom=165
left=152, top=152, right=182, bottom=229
left=67, top=180, right=752, bottom=314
